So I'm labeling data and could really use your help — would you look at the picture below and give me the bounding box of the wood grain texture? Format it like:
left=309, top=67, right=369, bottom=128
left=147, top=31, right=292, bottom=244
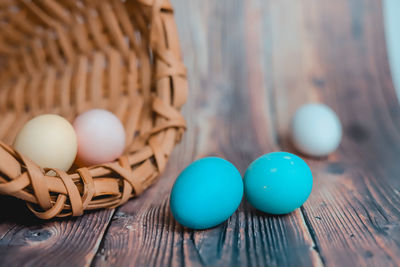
left=92, top=1, right=321, bottom=266
left=0, top=196, right=114, bottom=267
left=1, top=0, right=400, bottom=266
left=265, top=0, right=400, bottom=266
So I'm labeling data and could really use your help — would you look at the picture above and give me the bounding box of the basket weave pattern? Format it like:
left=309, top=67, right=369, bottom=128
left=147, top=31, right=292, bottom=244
left=0, top=0, right=187, bottom=219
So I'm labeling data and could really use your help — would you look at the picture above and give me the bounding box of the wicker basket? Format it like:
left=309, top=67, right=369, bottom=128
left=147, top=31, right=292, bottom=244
left=0, top=0, right=188, bottom=219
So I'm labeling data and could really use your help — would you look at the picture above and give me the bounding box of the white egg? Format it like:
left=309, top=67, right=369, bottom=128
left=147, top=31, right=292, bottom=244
left=291, top=103, right=342, bottom=157
left=13, top=114, right=78, bottom=171
left=73, top=109, right=126, bottom=167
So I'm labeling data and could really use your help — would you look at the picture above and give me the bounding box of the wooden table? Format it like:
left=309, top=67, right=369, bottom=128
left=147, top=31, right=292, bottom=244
left=1, top=0, right=400, bottom=266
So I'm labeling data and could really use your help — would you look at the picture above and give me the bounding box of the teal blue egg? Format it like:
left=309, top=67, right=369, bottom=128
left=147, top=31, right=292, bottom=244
left=244, top=152, right=313, bottom=214
left=170, top=157, right=243, bottom=229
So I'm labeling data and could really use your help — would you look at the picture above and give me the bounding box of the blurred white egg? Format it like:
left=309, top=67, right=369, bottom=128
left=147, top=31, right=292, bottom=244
left=291, top=103, right=342, bottom=157
left=73, top=109, right=126, bottom=167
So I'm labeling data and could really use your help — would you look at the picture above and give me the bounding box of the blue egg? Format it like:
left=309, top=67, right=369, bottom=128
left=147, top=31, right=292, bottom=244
left=170, top=157, right=243, bottom=229
left=244, top=152, right=313, bottom=214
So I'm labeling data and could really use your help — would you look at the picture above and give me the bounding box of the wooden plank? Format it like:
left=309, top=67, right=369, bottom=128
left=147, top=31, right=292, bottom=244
left=0, top=195, right=114, bottom=267
left=92, top=0, right=322, bottom=266
left=267, top=0, right=400, bottom=266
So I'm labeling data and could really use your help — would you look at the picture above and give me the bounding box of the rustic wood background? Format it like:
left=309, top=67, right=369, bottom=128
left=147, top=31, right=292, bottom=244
left=1, top=0, right=400, bottom=266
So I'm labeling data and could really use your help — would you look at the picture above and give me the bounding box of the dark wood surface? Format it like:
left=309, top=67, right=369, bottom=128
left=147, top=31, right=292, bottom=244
left=1, top=0, right=400, bottom=266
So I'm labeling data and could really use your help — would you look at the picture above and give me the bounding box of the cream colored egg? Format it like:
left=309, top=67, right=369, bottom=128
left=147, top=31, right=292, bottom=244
left=13, top=114, right=78, bottom=171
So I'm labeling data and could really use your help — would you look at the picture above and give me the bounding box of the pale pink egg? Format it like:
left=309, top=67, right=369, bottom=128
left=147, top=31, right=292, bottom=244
left=73, top=109, right=126, bottom=167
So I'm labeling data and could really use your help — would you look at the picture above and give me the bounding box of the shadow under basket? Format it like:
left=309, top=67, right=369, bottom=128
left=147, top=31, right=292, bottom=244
left=0, top=0, right=188, bottom=219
